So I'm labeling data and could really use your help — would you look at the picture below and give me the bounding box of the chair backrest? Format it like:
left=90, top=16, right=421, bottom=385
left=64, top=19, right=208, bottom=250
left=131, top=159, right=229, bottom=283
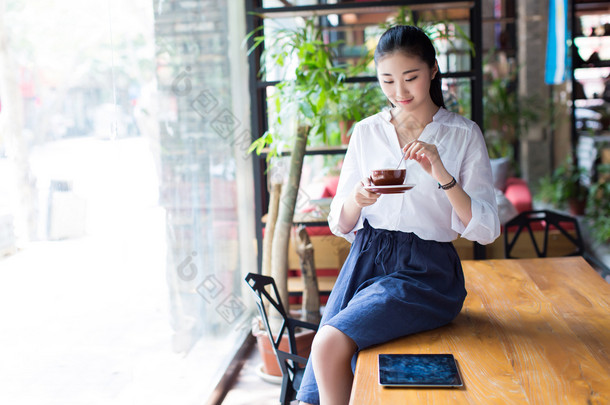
left=245, top=273, right=316, bottom=405
left=244, top=272, right=295, bottom=355
left=504, top=210, right=584, bottom=259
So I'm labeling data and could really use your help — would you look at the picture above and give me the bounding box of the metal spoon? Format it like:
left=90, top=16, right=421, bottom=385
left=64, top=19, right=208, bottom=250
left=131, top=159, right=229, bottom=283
left=396, top=140, right=416, bottom=169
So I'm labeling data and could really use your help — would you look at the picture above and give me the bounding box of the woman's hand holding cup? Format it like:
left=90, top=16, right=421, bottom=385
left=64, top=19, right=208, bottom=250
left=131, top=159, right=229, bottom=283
left=353, top=177, right=381, bottom=208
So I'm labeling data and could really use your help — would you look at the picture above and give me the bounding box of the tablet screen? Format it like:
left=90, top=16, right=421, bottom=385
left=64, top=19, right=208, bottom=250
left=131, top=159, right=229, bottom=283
left=378, top=354, right=463, bottom=387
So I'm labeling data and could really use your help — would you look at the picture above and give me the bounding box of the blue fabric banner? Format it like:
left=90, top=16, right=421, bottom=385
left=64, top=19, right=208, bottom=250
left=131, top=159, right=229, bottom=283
left=545, top=0, right=568, bottom=84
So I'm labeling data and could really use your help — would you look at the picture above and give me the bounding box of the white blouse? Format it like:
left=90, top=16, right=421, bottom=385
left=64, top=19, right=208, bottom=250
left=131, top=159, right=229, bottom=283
left=328, top=107, right=500, bottom=245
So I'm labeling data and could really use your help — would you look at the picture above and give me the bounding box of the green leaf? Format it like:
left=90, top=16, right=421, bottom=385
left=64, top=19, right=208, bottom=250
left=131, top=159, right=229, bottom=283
left=315, top=89, right=327, bottom=113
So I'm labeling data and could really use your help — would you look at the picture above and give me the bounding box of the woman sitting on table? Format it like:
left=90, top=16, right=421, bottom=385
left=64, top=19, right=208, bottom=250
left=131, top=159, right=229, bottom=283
left=297, top=25, right=500, bottom=405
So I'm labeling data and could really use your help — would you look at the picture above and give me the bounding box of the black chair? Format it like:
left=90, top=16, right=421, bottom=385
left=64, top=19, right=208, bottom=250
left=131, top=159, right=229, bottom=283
left=503, top=210, right=585, bottom=259
left=245, top=273, right=318, bottom=405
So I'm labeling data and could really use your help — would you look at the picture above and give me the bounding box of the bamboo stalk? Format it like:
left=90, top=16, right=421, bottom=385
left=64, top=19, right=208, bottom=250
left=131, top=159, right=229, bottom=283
left=295, top=225, right=320, bottom=324
left=262, top=183, right=282, bottom=277
left=271, top=125, right=309, bottom=311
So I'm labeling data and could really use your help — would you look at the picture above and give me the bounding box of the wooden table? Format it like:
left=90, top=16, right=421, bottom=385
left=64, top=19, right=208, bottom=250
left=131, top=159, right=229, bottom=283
left=350, top=257, right=610, bottom=404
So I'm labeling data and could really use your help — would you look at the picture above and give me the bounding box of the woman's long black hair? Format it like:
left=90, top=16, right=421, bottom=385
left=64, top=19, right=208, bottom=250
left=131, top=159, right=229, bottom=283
left=374, top=25, right=445, bottom=108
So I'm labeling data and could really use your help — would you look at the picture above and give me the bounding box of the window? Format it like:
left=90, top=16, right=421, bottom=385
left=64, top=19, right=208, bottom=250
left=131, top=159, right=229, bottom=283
left=0, top=1, right=255, bottom=402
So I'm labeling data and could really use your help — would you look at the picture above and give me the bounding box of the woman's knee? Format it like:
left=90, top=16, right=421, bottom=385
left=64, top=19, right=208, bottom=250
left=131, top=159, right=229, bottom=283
left=311, top=325, right=357, bottom=363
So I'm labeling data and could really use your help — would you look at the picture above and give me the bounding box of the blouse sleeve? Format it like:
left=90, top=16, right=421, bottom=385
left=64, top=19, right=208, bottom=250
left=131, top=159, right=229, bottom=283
left=327, top=123, right=365, bottom=243
left=451, top=123, right=501, bottom=245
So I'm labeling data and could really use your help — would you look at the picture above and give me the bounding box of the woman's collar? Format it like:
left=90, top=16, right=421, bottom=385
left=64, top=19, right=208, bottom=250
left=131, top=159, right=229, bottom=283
left=380, top=106, right=445, bottom=124
left=380, top=108, right=392, bottom=122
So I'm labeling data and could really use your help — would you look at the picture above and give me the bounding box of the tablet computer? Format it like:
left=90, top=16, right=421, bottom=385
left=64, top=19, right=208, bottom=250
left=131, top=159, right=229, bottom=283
left=378, top=354, right=463, bottom=387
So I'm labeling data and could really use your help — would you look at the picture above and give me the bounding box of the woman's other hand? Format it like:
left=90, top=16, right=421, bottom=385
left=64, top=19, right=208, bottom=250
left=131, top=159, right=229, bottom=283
left=402, top=140, right=451, bottom=185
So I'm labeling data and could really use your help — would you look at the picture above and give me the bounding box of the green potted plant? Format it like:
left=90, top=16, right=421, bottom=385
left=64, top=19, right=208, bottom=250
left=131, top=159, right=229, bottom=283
left=247, top=15, right=348, bottom=308
left=585, top=164, right=610, bottom=243
left=482, top=49, right=544, bottom=188
left=246, top=16, right=347, bottom=376
left=535, top=156, right=589, bottom=216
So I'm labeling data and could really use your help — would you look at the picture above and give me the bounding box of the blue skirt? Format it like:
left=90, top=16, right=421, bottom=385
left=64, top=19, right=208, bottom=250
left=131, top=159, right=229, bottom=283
left=296, top=220, right=467, bottom=404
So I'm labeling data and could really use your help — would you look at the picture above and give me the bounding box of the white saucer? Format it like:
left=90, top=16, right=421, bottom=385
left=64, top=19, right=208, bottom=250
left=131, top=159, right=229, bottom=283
left=255, top=363, right=283, bottom=385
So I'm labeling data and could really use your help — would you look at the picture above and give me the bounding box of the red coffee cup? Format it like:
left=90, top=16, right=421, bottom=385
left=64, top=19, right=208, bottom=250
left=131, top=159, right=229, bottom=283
left=370, top=169, right=406, bottom=186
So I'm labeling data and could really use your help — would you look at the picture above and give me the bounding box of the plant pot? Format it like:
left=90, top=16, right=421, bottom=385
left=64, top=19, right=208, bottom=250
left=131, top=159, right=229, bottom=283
left=569, top=198, right=587, bottom=216
left=254, top=327, right=316, bottom=377
left=489, top=156, right=511, bottom=191
left=339, top=120, right=355, bottom=145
